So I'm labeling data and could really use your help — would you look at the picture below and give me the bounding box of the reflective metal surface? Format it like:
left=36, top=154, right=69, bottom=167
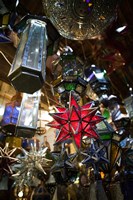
left=43, top=0, right=118, bottom=40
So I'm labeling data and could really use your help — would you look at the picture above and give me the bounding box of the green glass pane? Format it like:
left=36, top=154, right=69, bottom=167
left=102, top=108, right=110, bottom=120
left=100, top=132, right=112, bottom=140
left=64, top=83, right=76, bottom=91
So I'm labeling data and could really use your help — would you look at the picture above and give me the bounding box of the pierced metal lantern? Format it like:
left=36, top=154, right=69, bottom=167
left=42, top=0, right=118, bottom=40
left=8, top=19, right=48, bottom=94
left=15, top=90, right=40, bottom=138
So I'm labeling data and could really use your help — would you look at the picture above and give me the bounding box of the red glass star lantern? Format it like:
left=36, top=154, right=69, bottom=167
left=47, top=93, right=103, bottom=148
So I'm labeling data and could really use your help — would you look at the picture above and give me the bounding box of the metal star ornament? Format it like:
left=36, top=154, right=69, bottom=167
left=47, top=93, right=103, bottom=148
left=12, top=145, right=52, bottom=187
left=0, top=143, right=18, bottom=178
left=81, top=140, right=109, bottom=170
left=51, top=144, right=77, bottom=180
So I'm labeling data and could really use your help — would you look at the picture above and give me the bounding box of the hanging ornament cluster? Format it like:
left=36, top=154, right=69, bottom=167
left=42, top=0, right=118, bottom=40
left=47, top=93, right=103, bottom=148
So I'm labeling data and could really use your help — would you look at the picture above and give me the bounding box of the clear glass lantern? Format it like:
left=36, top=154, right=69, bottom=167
left=8, top=19, right=48, bottom=94
left=15, top=90, right=40, bottom=138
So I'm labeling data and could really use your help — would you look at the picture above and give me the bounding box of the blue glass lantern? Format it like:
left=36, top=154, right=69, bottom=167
left=1, top=93, right=22, bottom=134
left=8, top=19, right=48, bottom=94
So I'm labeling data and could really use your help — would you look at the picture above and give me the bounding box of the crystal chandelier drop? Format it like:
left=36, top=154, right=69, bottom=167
left=42, top=0, right=118, bottom=40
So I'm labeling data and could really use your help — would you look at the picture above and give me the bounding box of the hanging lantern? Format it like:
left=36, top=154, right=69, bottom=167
left=101, top=137, right=122, bottom=179
left=124, top=96, right=133, bottom=117
left=96, top=120, right=114, bottom=141
left=13, top=184, right=32, bottom=200
left=53, top=76, right=87, bottom=95
left=52, top=53, right=87, bottom=99
left=8, top=19, right=48, bottom=94
left=15, top=90, right=40, bottom=138
left=47, top=93, right=103, bottom=149
left=84, top=65, right=110, bottom=98
left=42, top=0, right=118, bottom=40
left=61, top=54, right=83, bottom=80
left=5, top=136, right=22, bottom=148
left=108, top=95, right=129, bottom=122
left=1, top=92, right=22, bottom=134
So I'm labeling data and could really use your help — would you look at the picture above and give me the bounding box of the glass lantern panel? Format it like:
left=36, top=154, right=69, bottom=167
left=64, top=82, right=76, bottom=91
left=62, top=55, right=83, bottom=80
left=17, top=90, right=40, bottom=130
left=22, top=20, right=47, bottom=72
left=1, top=103, right=20, bottom=126
left=57, top=85, right=65, bottom=94
left=75, top=84, right=84, bottom=94
left=9, top=20, right=47, bottom=76
left=10, top=25, right=29, bottom=72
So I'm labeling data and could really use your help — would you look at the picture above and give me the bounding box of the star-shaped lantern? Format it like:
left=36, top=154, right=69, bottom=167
left=12, top=146, right=51, bottom=187
left=47, top=93, right=103, bottom=148
left=0, top=143, right=18, bottom=178
left=81, top=140, right=109, bottom=171
left=51, top=144, right=77, bottom=181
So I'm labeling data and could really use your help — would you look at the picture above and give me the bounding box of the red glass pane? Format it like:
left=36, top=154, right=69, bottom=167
left=90, top=115, right=104, bottom=125
left=81, top=102, right=92, bottom=109
left=56, top=129, right=71, bottom=143
left=69, top=106, right=80, bottom=121
left=56, top=107, right=67, bottom=113
left=84, top=127, right=99, bottom=138
left=82, top=109, right=97, bottom=122
left=73, top=133, right=82, bottom=148
left=51, top=112, right=68, bottom=124
left=69, top=95, right=79, bottom=108
left=47, top=120, right=61, bottom=129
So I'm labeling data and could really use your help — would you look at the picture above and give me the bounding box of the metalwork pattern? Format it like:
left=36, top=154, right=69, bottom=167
left=43, top=0, right=118, bottom=40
